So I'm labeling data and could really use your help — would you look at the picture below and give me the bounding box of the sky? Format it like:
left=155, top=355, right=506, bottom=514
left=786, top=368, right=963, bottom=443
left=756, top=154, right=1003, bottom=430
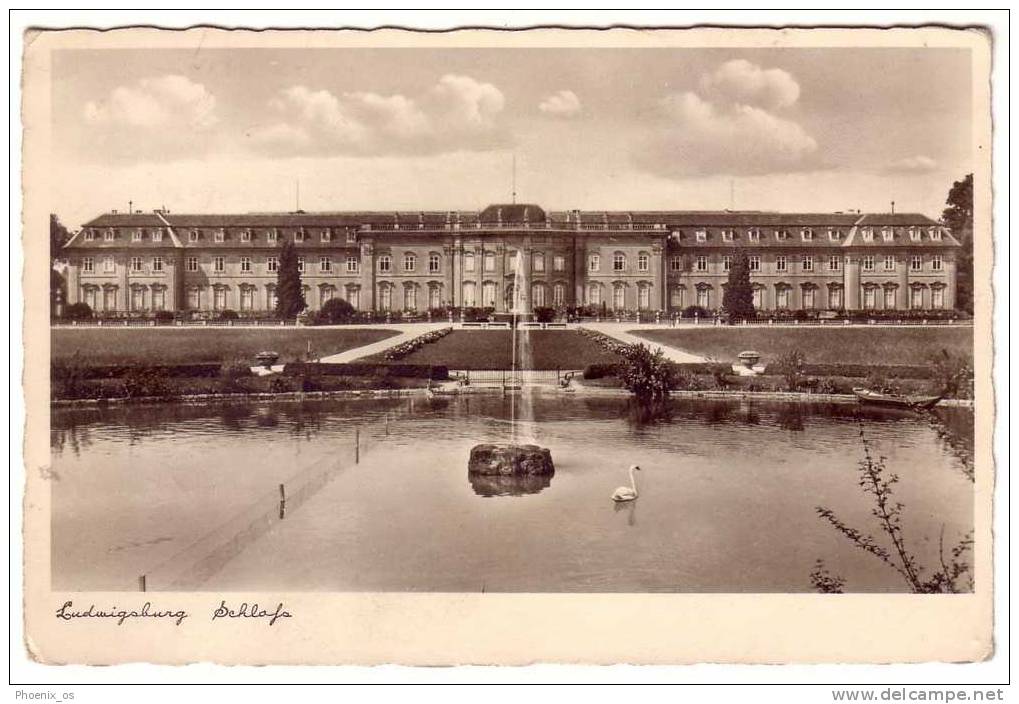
left=49, top=47, right=973, bottom=229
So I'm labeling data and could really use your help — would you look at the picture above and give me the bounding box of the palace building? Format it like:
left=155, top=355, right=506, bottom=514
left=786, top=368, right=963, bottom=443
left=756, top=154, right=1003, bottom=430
left=61, top=203, right=961, bottom=315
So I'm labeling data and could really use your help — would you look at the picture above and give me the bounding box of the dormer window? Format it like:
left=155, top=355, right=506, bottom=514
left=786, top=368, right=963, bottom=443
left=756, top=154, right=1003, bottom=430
left=346, top=230, right=357, bottom=244
left=801, top=228, right=813, bottom=241
left=84, top=229, right=95, bottom=242
left=722, top=229, right=735, bottom=242
left=695, top=230, right=707, bottom=243
left=321, top=228, right=332, bottom=243
left=776, top=229, right=790, bottom=241
left=240, top=229, right=252, bottom=243
left=132, top=229, right=143, bottom=242
left=152, top=229, right=163, bottom=242
left=881, top=227, right=894, bottom=242
left=104, top=229, right=115, bottom=242
left=929, top=227, right=941, bottom=241
left=909, top=227, right=921, bottom=242
left=861, top=228, right=874, bottom=242
left=189, top=229, right=199, bottom=242
left=295, top=229, right=305, bottom=243
left=214, top=229, right=225, bottom=243
left=267, top=229, right=278, bottom=244
left=748, top=229, right=760, bottom=242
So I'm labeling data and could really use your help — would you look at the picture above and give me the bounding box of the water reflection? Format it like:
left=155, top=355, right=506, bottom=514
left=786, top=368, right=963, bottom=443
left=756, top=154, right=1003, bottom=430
left=613, top=498, right=638, bottom=527
left=468, top=473, right=553, bottom=497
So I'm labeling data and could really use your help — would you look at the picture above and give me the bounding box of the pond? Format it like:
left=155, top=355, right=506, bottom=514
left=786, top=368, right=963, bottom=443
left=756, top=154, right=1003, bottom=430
left=50, top=395, right=974, bottom=593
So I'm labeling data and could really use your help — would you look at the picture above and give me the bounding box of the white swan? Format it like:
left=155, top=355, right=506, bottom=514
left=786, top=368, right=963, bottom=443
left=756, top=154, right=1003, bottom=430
left=611, top=465, right=641, bottom=502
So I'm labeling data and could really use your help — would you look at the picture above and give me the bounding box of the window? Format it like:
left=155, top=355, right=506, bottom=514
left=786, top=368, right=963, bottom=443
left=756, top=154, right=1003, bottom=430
left=213, top=287, right=227, bottom=311
left=828, top=229, right=841, bottom=242
left=613, top=285, right=625, bottom=310
left=461, top=282, right=476, bottom=307
left=931, top=254, right=943, bottom=271
left=776, top=255, right=787, bottom=272
left=131, top=287, right=145, bottom=311
left=186, top=256, right=199, bottom=272
left=404, top=253, right=417, bottom=272
left=464, top=253, right=475, bottom=272
left=862, top=255, right=875, bottom=272
left=239, top=286, right=254, bottom=311
left=346, top=256, right=358, bottom=273
left=637, top=253, right=649, bottom=272
left=695, top=230, right=707, bottom=243
left=405, top=286, right=417, bottom=311
left=776, top=287, right=790, bottom=310
left=722, top=229, right=734, bottom=242
left=346, top=287, right=359, bottom=310
left=345, top=230, right=358, bottom=244
left=884, top=255, right=896, bottom=271
left=882, top=228, right=894, bottom=242
left=189, top=230, right=199, bottom=242
left=588, top=284, right=601, bottom=306
left=828, top=255, right=841, bottom=272
left=429, top=286, right=441, bottom=309
left=239, top=256, right=251, bottom=273
left=152, top=229, right=163, bottom=243
left=638, top=286, right=650, bottom=310
left=266, top=256, right=278, bottom=273
left=803, top=287, right=815, bottom=309
left=379, top=286, right=392, bottom=312
left=696, top=288, right=710, bottom=308
left=553, top=283, right=565, bottom=306
left=130, top=256, right=143, bottom=273
left=909, top=228, right=921, bottom=242
left=884, top=287, right=896, bottom=309
left=696, top=255, right=708, bottom=272
left=802, top=228, right=813, bottom=241
left=588, top=254, right=600, bottom=272
left=319, top=256, right=331, bottom=273
left=104, top=287, right=116, bottom=311
left=863, top=287, right=877, bottom=310
left=748, top=256, right=761, bottom=272
left=213, top=256, right=225, bottom=273
left=82, top=257, right=94, bottom=273
left=930, top=229, right=942, bottom=241
left=482, top=282, right=496, bottom=308
left=862, top=228, right=874, bottom=242
left=911, top=287, right=923, bottom=309
left=802, top=255, right=814, bottom=272
left=613, top=253, right=625, bottom=272
left=104, top=229, right=115, bottom=242
left=84, top=230, right=95, bottom=242
left=267, top=230, right=278, bottom=244
left=187, top=287, right=201, bottom=310
left=215, top=230, right=225, bottom=243
left=722, top=255, right=732, bottom=273
left=910, top=255, right=922, bottom=272
left=152, top=256, right=163, bottom=273
left=828, top=287, right=843, bottom=309
left=321, top=229, right=331, bottom=243
left=152, top=287, right=165, bottom=311
left=132, top=230, right=142, bottom=242
left=428, top=253, right=441, bottom=273
left=240, top=230, right=251, bottom=243
left=294, top=230, right=305, bottom=243
left=748, top=229, right=760, bottom=242
left=670, top=286, right=684, bottom=308
left=533, top=253, right=545, bottom=272
left=532, top=284, right=546, bottom=307
left=776, top=229, right=789, bottom=241
left=83, top=287, right=97, bottom=310
left=553, top=255, right=565, bottom=272
left=378, top=255, right=392, bottom=273
left=932, top=287, right=944, bottom=309
left=670, top=256, right=683, bottom=272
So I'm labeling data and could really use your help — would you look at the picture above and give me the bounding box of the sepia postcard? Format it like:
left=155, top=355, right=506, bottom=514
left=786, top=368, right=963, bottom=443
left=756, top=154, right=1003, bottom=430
left=21, top=24, right=994, bottom=666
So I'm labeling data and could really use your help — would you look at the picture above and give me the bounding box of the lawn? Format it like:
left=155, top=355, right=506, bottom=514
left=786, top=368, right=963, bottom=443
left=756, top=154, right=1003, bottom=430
left=364, top=330, right=623, bottom=370
left=51, top=327, right=399, bottom=366
left=632, top=326, right=973, bottom=366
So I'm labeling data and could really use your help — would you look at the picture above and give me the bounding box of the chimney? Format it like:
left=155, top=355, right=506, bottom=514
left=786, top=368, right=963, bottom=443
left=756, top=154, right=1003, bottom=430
left=891, top=201, right=896, bottom=215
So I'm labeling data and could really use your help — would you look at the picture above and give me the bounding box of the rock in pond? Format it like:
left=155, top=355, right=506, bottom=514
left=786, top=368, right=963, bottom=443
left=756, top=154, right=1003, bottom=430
left=468, top=444, right=555, bottom=476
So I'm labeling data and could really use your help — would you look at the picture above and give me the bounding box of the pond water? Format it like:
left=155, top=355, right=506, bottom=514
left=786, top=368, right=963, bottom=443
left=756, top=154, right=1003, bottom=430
left=50, top=396, right=974, bottom=593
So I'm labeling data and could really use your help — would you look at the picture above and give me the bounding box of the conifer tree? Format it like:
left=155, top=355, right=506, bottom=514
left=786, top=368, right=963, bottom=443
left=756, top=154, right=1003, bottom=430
left=275, top=239, right=306, bottom=318
left=722, top=249, right=756, bottom=323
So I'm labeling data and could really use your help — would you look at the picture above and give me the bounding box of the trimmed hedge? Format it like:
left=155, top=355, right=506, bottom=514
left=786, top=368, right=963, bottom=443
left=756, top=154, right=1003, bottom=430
left=53, top=362, right=226, bottom=379
left=283, top=362, right=449, bottom=380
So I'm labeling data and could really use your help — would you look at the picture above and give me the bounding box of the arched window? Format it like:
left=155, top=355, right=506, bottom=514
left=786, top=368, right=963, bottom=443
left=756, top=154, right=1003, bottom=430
left=532, top=283, right=546, bottom=307
left=613, top=284, right=626, bottom=310
left=378, top=284, right=392, bottom=312
left=404, top=284, right=417, bottom=312
left=552, top=283, right=565, bottom=306
left=587, top=283, right=601, bottom=306
left=428, top=284, right=442, bottom=309
left=463, top=252, right=475, bottom=273
left=482, top=281, right=497, bottom=308
left=240, top=285, right=256, bottom=311
left=462, top=281, right=477, bottom=307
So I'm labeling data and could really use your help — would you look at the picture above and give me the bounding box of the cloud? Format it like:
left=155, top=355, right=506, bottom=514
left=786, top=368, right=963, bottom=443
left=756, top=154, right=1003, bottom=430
left=699, top=59, right=800, bottom=110
left=539, top=90, right=581, bottom=117
left=247, top=74, right=507, bottom=156
left=634, top=60, right=819, bottom=178
left=83, top=75, right=217, bottom=130
left=882, top=155, right=938, bottom=174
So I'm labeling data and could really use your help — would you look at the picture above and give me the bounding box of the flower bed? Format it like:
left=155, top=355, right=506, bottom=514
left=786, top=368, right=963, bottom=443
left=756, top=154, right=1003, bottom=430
left=383, top=327, right=453, bottom=361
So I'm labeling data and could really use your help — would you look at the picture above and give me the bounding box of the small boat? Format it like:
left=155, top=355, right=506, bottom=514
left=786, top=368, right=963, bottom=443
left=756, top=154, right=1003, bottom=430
left=852, top=387, right=942, bottom=410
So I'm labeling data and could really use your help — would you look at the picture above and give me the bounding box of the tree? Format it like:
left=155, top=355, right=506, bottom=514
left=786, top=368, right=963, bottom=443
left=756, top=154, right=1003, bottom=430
left=618, top=343, right=676, bottom=402
left=316, top=297, right=356, bottom=325
left=50, top=214, right=72, bottom=262
left=722, top=249, right=755, bottom=323
left=275, top=240, right=306, bottom=319
left=50, top=214, right=72, bottom=316
left=941, top=174, right=973, bottom=313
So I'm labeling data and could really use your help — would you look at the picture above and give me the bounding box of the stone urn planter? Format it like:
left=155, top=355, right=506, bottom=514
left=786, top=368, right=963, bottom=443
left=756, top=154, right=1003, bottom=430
left=732, top=350, right=766, bottom=377
left=255, top=351, right=280, bottom=369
